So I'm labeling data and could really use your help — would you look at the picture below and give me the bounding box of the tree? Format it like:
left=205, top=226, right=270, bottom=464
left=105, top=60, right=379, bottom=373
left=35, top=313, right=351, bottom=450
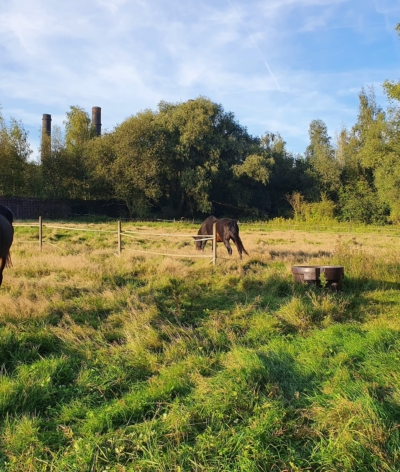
left=232, top=154, right=273, bottom=185
left=262, top=133, right=312, bottom=217
left=41, top=106, right=98, bottom=200
left=85, top=97, right=270, bottom=218
left=157, top=97, right=262, bottom=217
left=383, top=24, right=400, bottom=102
left=63, top=106, right=96, bottom=199
left=0, top=111, right=32, bottom=196
left=87, top=109, right=166, bottom=217
left=41, top=125, right=70, bottom=198
left=334, top=88, right=390, bottom=223
left=351, top=88, right=387, bottom=171
left=305, top=119, right=341, bottom=198
left=339, top=179, right=388, bottom=224
left=376, top=93, right=400, bottom=222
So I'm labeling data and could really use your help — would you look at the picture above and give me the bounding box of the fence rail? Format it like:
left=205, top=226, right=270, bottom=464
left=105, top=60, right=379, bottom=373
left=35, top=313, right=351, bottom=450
left=250, top=222, right=400, bottom=237
left=13, top=217, right=218, bottom=265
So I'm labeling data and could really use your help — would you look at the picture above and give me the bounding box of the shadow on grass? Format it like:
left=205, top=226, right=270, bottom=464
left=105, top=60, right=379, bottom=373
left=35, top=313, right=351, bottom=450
left=343, top=276, right=400, bottom=293
left=150, top=271, right=295, bottom=328
left=256, top=349, right=314, bottom=401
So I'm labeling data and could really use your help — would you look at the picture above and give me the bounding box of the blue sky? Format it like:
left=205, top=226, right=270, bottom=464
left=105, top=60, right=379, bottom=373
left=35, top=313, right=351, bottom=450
left=1, top=0, right=400, bottom=161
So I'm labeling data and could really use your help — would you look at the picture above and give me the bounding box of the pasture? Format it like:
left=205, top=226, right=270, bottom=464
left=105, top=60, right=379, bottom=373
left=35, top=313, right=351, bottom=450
left=1, top=220, right=400, bottom=471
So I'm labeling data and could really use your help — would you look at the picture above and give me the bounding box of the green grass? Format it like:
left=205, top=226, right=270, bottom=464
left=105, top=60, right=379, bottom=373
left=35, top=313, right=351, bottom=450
left=1, top=221, right=400, bottom=471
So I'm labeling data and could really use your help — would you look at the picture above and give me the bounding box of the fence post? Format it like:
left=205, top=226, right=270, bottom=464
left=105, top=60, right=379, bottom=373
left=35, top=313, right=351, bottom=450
left=212, top=222, right=217, bottom=266
left=118, top=220, right=122, bottom=256
left=39, top=216, right=42, bottom=252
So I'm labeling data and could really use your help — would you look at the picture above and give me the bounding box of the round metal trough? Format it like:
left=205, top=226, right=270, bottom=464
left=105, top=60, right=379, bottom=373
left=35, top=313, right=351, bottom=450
left=291, top=265, right=344, bottom=291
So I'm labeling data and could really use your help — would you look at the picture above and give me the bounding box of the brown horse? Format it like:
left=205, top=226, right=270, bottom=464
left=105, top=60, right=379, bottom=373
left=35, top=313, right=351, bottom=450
left=0, top=204, right=14, bottom=286
left=194, top=215, right=249, bottom=260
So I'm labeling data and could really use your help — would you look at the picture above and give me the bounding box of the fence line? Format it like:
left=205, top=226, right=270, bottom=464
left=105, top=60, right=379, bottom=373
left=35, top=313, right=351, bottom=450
left=259, top=223, right=400, bottom=237
left=123, top=248, right=214, bottom=259
left=13, top=217, right=218, bottom=265
left=45, top=224, right=117, bottom=233
left=13, top=224, right=40, bottom=227
left=123, top=229, right=207, bottom=238
left=122, top=233, right=212, bottom=243
left=45, top=242, right=65, bottom=251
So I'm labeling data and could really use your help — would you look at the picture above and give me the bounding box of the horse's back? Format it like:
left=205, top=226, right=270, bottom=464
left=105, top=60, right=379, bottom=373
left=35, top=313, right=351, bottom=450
left=198, top=216, right=237, bottom=235
left=217, top=217, right=236, bottom=226
left=0, top=204, right=13, bottom=224
left=198, top=215, right=218, bottom=235
left=215, top=217, right=237, bottom=233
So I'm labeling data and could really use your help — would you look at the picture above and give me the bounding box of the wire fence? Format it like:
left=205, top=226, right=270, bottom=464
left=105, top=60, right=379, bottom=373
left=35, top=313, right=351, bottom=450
left=245, top=221, right=400, bottom=237
left=13, top=217, right=218, bottom=264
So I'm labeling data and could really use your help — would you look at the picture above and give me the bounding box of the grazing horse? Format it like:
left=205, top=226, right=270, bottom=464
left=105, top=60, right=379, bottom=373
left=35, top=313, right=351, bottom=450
left=194, top=216, right=249, bottom=260
left=0, top=204, right=14, bottom=286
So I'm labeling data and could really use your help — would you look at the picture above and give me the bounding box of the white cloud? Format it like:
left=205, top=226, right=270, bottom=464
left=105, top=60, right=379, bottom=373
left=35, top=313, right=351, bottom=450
left=0, top=0, right=399, bottom=159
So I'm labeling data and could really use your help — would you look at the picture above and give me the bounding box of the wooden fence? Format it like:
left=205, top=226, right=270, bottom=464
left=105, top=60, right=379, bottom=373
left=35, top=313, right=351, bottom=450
left=13, top=218, right=218, bottom=265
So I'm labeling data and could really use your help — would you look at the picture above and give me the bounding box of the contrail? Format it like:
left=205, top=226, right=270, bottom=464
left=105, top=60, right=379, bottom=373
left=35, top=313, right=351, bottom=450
left=226, top=0, right=281, bottom=91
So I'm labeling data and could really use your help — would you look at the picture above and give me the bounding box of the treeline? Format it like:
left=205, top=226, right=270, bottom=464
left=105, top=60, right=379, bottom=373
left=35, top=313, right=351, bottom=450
left=0, top=99, right=308, bottom=219
left=2, top=29, right=400, bottom=222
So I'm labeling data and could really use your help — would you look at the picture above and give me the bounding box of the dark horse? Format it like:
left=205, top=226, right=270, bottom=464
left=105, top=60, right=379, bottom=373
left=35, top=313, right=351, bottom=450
left=0, top=204, right=14, bottom=286
left=194, top=216, right=249, bottom=260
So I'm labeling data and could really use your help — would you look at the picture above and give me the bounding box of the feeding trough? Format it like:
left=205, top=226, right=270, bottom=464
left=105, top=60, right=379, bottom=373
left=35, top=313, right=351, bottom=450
left=291, top=265, right=344, bottom=291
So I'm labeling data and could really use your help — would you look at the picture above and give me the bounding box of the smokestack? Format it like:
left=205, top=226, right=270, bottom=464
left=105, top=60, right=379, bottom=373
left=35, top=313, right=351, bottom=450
left=42, top=114, right=52, bottom=137
left=41, top=114, right=51, bottom=161
left=92, top=106, right=101, bottom=136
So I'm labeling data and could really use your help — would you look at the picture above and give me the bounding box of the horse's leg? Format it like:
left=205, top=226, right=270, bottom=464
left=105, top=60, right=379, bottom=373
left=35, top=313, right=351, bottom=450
left=223, top=236, right=233, bottom=256
left=228, top=223, right=248, bottom=260
left=235, top=239, right=243, bottom=260
left=229, top=235, right=242, bottom=259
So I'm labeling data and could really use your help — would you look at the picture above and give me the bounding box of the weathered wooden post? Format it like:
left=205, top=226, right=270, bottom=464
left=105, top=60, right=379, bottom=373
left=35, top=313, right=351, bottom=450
left=212, top=222, right=217, bottom=266
left=39, top=216, right=43, bottom=252
left=118, top=220, right=122, bottom=256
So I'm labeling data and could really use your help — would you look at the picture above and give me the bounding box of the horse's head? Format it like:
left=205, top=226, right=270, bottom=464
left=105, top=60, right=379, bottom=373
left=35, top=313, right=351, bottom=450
left=193, top=236, right=202, bottom=250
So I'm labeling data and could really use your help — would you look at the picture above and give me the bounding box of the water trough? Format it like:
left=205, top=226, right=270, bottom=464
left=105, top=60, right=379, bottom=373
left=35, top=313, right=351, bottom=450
left=291, top=265, right=344, bottom=291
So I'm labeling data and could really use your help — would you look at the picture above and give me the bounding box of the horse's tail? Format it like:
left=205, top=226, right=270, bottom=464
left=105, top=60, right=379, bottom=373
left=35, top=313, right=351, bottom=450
left=228, top=220, right=249, bottom=257
left=5, top=251, right=12, bottom=268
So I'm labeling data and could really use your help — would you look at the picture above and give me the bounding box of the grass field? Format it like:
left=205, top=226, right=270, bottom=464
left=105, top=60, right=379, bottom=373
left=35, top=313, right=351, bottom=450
left=1, top=220, right=400, bottom=471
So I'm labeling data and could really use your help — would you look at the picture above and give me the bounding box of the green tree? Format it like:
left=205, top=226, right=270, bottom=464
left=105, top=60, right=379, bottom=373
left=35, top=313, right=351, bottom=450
left=0, top=112, right=32, bottom=196
left=87, top=109, right=166, bottom=217
left=24, top=161, right=43, bottom=198
left=339, top=179, right=388, bottom=224
left=41, top=125, right=70, bottom=198
left=157, top=97, right=262, bottom=217
left=305, top=119, right=341, bottom=198
left=335, top=89, right=389, bottom=223
left=334, top=125, right=360, bottom=186
left=351, top=88, right=387, bottom=171
left=374, top=105, right=400, bottom=222
left=42, top=106, right=97, bottom=200
left=263, top=133, right=312, bottom=217
left=63, top=106, right=96, bottom=199
left=375, top=28, right=400, bottom=222
left=86, top=97, right=270, bottom=218
left=383, top=24, right=400, bottom=101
